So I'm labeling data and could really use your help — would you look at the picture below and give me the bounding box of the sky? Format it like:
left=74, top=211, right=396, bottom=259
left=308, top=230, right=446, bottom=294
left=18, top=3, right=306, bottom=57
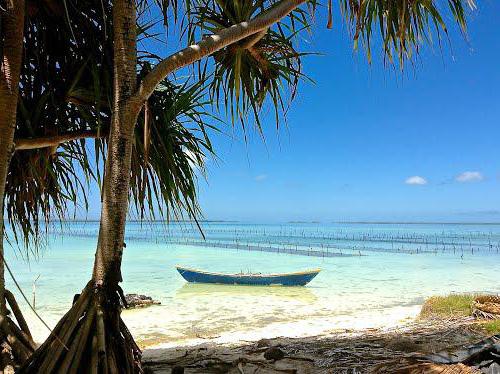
left=86, top=1, right=500, bottom=223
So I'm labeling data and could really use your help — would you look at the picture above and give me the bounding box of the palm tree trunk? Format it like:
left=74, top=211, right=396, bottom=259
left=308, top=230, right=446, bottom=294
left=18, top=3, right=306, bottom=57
left=20, top=0, right=142, bottom=372
left=0, top=0, right=25, bottom=319
left=0, top=0, right=36, bottom=369
left=20, top=0, right=310, bottom=371
left=91, top=0, right=138, bottom=287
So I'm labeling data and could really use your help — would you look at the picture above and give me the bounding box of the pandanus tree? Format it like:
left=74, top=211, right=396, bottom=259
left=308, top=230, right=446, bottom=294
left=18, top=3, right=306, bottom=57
left=0, top=0, right=112, bottom=368
left=18, top=0, right=474, bottom=372
left=19, top=0, right=315, bottom=370
left=12, top=0, right=212, bottom=230
left=0, top=0, right=37, bottom=370
left=0, top=0, right=212, bottom=370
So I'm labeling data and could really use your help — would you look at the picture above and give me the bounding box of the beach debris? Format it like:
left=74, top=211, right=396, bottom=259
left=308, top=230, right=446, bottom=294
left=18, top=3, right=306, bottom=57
left=391, top=362, right=480, bottom=373
left=171, top=366, right=184, bottom=374
left=384, top=336, right=422, bottom=353
left=257, top=338, right=273, bottom=348
left=142, top=318, right=498, bottom=373
left=424, top=334, right=500, bottom=373
left=264, top=346, right=285, bottom=361
left=124, top=294, right=161, bottom=309
left=473, top=295, right=500, bottom=320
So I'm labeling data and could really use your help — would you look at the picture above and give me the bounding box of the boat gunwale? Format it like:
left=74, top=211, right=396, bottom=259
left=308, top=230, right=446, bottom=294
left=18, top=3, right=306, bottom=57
left=175, top=266, right=321, bottom=278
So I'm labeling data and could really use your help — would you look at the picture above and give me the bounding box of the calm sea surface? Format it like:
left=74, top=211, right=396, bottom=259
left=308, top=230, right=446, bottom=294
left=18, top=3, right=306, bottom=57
left=5, top=221, right=500, bottom=347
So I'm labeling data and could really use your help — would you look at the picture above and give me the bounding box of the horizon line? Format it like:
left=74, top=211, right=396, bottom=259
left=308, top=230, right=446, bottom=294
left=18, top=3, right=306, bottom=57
left=22, top=219, right=500, bottom=226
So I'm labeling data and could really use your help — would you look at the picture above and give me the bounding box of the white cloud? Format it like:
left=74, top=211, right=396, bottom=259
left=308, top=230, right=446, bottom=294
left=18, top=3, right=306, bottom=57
left=455, top=171, right=483, bottom=183
left=405, top=176, right=427, bottom=185
left=255, top=174, right=267, bottom=182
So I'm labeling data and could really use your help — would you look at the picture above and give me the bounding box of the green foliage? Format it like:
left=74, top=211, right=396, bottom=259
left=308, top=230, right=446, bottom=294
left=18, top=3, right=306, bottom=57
left=7, top=0, right=475, bottom=251
left=131, top=79, right=217, bottom=222
left=193, top=0, right=314, bottom=130
left=9, top=0, right=215, bottom=250
left=482, top=320, right=500, bottom=335
left=339, top=0, right=476, bottom=66
left=182, top=0, right=475, bottom=130
left=419, top=294, right=475, bottom=318
left=420, top=294, right=500, bottom=335
left=5, top=148, right=91, bottom=253
left=8, top=0, right=113, bottom=250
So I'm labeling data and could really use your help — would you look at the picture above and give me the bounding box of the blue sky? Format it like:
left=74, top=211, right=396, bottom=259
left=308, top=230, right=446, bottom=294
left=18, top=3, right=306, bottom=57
left=87, top=2, right=500, bottom=222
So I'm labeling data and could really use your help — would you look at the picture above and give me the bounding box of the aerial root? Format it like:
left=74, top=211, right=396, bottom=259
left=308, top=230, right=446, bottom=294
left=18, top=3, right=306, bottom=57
left=20, top=281, right=142, bottom=374
left=0, top=290, right=36, bottom=371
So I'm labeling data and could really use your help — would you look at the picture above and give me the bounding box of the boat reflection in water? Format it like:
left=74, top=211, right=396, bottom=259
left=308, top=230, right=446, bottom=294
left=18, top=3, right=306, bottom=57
left=175, top=282, right=319, bottom=304
left=176, top=266, right=321, bottom=286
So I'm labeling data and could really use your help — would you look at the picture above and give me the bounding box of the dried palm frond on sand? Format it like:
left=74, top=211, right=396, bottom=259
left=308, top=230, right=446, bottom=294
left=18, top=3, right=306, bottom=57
left=143, top=317, right=492, bottom=373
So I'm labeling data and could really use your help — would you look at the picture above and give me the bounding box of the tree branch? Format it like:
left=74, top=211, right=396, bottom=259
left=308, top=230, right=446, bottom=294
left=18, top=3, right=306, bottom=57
left=133, top=0, right=307, bottom=105
left=14, top=130, right=103, bottom=151
left=240, top=29, right=268, bottom=49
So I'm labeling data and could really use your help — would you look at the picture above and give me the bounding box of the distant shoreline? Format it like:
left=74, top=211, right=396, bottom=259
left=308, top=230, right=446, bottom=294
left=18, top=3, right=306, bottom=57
left=29, top=220, right=500, bottom=225
left=331, top=221, right=500, bottom=225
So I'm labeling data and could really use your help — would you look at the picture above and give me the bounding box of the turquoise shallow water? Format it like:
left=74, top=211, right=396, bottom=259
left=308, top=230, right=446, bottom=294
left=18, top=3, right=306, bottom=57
left=4, top=222, right=500, bottom=346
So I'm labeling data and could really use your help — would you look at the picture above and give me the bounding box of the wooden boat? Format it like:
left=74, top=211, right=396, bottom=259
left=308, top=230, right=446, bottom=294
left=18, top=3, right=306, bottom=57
left=175, top=266, right=320, bottom=286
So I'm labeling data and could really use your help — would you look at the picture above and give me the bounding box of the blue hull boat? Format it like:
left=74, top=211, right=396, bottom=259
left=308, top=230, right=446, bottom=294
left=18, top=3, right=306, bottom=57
left=175, top=266, right=320, bottom=286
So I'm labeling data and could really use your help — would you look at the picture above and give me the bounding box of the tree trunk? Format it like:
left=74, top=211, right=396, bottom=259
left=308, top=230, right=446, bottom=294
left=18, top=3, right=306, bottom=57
left=19, top=0, right=143, bottom=372
left=0, top=0, right=36, bottom=370
left=92, top=0, right=138, bottom=286
left=0, top=0, right=25, bottom=320
left=20, top=0, right=309, bottom=371
left=14, top=130, right=103, bottom=150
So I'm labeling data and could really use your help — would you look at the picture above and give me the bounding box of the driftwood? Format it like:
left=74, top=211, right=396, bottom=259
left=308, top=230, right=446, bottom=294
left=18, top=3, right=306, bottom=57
left=424, top=334, right=499, bottom=373
left=473, top=295, right=500, bottom=320
left=143, top=318, right=491, bottom=373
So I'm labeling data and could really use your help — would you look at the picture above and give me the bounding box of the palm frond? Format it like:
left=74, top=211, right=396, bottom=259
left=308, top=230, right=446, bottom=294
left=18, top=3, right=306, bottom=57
left=130, top=78, right=218, bottom=222
left=7, top=0, right=113, bottom=251
left=339, top=0, right=476, bottom=66
left=10, top=0, right=219, bottom=249
left=192, top=0, right=314, bottom=131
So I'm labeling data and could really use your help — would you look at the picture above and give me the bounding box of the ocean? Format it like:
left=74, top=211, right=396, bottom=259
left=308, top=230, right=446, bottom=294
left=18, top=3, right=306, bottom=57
left=5, top=221, right=500, bottom=347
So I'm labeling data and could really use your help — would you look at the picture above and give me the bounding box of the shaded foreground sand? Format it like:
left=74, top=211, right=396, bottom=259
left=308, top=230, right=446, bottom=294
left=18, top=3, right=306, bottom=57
left=143, top=317, right=491, bottom=373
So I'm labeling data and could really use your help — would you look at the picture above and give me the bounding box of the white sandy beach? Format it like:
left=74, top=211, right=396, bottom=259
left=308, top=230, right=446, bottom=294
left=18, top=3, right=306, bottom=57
left=125, top=304, right=421, bottom=349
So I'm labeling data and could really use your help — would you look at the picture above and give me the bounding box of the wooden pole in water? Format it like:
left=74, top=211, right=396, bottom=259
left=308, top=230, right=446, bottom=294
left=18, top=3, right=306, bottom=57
left=32, top=275, right=40, bottom=310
